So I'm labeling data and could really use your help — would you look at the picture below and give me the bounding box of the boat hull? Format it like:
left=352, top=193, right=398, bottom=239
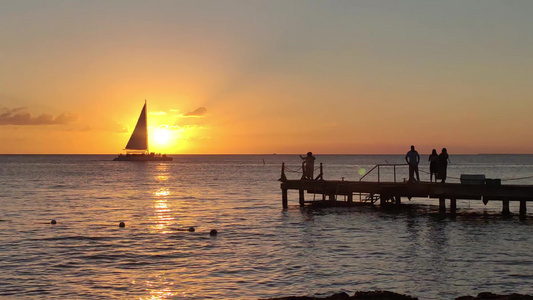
left=113, top=154, right=173, bottom=161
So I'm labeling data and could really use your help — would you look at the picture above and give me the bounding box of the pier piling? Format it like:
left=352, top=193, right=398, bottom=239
left=439, top=197, right=446, bottom=214
left=502, top=200, right=510, bottom=216
left=520, top=200, right=527, bottom=219
left=450, top=198, right=457, bottom=215
left=395, top=196, right=401, bottom=206
left=282, top=188, right=288, bottom=209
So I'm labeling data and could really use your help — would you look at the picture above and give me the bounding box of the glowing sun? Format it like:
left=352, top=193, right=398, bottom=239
left=152, top=127, right=171, bottom=146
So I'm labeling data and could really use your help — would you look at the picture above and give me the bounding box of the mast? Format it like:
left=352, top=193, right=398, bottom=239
left=144, top=99, right=149, bottom=154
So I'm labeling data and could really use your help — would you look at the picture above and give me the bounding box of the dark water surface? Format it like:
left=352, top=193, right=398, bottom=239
left=1, top=154, right=533, bottom=299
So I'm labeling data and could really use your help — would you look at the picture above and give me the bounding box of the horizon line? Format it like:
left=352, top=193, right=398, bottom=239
left=1, top=153, right=533, bottom=156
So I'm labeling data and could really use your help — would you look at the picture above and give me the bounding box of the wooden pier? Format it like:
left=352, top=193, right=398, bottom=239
left=279, top=163, right=533, bottom=218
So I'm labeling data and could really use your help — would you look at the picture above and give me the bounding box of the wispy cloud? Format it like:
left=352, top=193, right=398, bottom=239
left=0, top=107, right=78, bottom=125
left=149, top=111, right=167, bottom=116
left=183, top=107, right=207, bottom=117
left=181, top=124, right=209, bottom=130
left=80, top=123, right=128, bottom=133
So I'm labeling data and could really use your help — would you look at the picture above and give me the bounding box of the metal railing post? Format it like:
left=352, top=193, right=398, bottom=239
left=359, top=164, right=409, bottom=182
left=279, top=162, right=287, bottom=182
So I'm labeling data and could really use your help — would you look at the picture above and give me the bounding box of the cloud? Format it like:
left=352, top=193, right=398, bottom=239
left=0, top=107, right=78, bottom=125
left=181, top=124, right=209, bottom=130
left=183, top=107, right=207, bottom=117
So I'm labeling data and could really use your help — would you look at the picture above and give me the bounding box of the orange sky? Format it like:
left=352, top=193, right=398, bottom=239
left=1, top=1, right=533, bottom=154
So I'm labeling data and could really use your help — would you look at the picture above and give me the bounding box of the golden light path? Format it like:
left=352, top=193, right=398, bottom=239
left=138, top=164, right=183, bottom=300
left=141, top=285, right=175, bottom=300
left=152, top=165, right=173, bottom=234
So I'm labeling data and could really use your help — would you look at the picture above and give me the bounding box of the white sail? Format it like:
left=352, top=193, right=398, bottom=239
left=124, top=102, right=148, bottom=152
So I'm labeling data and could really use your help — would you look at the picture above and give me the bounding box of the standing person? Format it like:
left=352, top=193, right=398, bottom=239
left=437, top=148, right=450, bottom=183
left=428, top=149, right=439, bottom=182
left=300, top=152, right=315, bottom=180
left=405, top=145, right=420, bottom=182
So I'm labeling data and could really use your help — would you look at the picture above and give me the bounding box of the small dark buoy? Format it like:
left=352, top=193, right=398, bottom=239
left=209, top=229, right=218, bottom=236
left=51, top=220, right=57, bottom=225
left=119, top=222, right=125, bottom=228
left=188, top=227, right=195, bottom=232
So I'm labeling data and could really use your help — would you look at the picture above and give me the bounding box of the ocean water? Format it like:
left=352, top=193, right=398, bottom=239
left=1, top=154, right=533, bottom=300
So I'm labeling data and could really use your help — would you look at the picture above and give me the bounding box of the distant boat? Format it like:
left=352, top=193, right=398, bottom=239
left=113, top=101, right=173, bottom=161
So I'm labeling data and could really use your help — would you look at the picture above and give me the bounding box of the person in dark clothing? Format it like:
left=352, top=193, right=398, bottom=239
left=437, top=148, right=450, bottom=183
left=428, top=149, right=439, bottom=182
left=405, top=145, right=420, bottom=182
left=300, top=152, right=316, bottom=180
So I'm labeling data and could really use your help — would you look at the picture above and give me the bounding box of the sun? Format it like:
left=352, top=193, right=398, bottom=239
left=147, top=123, right=191, bottom=153
left=152, top=127, right=171, bottom=146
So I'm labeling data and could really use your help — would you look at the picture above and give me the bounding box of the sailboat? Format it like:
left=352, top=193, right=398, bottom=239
left=113, top=101, right=173, bottom=161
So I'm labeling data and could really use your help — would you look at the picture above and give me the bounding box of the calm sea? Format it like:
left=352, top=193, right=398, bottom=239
left=1, top=154, right=533, bottom=299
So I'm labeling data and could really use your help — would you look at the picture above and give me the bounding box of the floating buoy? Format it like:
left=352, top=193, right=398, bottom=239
left=188, top=227, right=195, bottom=232
left=51, top=220, right=57, bottom=225
left=119, top=222, right=125, bottom=228
left=209, top=229, right=218, bottom=236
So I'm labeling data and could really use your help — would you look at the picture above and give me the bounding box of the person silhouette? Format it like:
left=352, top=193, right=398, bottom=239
left=300, top=152, right=315, bottom=180
left=437, top=148, right=450, bottom=183
left=428, top=149, right=439, bottom=182
left=405, top=145, right=420, bottom=182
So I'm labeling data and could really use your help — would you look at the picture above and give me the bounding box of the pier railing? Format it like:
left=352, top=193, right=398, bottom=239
left=279, top=162, right=323, bottom=182
left=359, top=164, right=409, bottom=182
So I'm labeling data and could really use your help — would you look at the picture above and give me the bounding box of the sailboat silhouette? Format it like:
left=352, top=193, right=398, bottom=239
left=113, top=101, right=172, bottom=161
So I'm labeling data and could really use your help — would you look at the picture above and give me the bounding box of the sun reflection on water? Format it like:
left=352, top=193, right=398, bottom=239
left=155, top=175, right=168, bottom=182
left=150, top=164, right=175, bottom=234
left=139, top=282, right=177, bottom=300
left=155, top=189, right=170, bottom=196
left=139, top=278, right=202, bottom=300
left=152, top=196, right=174, bottom=233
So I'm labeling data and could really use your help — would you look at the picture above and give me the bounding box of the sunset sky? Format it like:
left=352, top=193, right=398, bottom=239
left=1, top=0, right=533, bottom=154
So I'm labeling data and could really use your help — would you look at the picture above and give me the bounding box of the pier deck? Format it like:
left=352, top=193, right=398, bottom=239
left=280, top=179, right=533, bottom=218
